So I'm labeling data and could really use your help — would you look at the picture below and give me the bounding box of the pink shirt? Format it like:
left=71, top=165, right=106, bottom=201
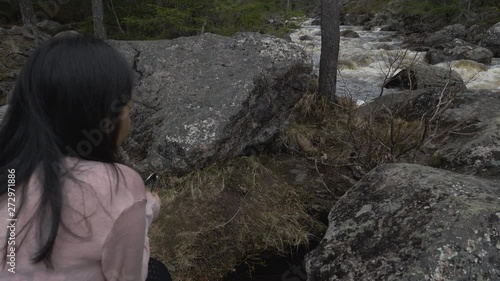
left=0, top=157, right=160, bottom=281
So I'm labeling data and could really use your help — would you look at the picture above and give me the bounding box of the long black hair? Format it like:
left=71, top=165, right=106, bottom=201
left=0, top=36, right=134, bottom=268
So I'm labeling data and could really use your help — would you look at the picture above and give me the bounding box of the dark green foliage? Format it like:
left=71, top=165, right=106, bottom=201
left=1, top=0, right=306, bottom=39
left=346, top=0, right=500, bottom=29
left=121, top=5, right=203, bottom=39
left=3, top=0, right=499, bottom=39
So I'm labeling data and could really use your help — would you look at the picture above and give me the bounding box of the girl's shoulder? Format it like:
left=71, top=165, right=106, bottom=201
left=63, top=156, right=147, bottom=200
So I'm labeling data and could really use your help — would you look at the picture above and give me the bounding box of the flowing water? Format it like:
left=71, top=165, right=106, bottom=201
left=290, top=19, right=500, bottom=104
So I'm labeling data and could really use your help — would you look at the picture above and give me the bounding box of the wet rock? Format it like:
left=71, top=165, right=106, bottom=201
left=340, top=30, right=360, bottom=38
left=375, top=43, right=394, bottom=50
left=426, top=38, right=493, bottom=65
left=480, top=22, right=500, bottom=57
left=379, top=25, right=397, bottom=31
left=383, top=64, right=465, bottom=91
left=110, top=32, right=312, bottom=175
left=305, top=163, right=500, bottom=281
left=0, top=27, right=6, bottom=36
left=311, top=19, right=320, bottom=26
left=425, top=23, right=467, bottom=46
left=299, top=35, right=314, bottom=41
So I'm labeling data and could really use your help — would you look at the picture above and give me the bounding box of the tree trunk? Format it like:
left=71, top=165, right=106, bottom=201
left=18, top=0, right=38, bottom=34
left=318, top=0, right=340, bottom=103
left=91, top=0, right=107, bottom=40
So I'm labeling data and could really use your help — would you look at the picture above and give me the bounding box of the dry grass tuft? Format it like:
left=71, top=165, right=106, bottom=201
left=277, top=86, right=429, bottom=178
left=149, top=156, right=323, bottom=281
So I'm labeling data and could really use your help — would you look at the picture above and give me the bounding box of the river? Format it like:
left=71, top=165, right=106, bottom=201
left=290, top=18, right=500, bottom=104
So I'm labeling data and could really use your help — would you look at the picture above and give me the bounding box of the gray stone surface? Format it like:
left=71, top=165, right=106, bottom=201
left=383, top=63, right=465, bottom=91
left=305, top=163, right=500, bottom=281
left=358, top=88, right=456, bottom=122
left=431, top=90, right=500, bottom=179
left=36, top=20, right=63, bottom=35
left=424, top=24, right=468, bottom=46
left=426, top=38, right=493, bottom=65
left=481, top=22, right=500, bottom=57
left=0, top=105, right=8, bottom=123
left=340, top=30, right=360, bottom=38
left=109, top=32, right=312, bottom=175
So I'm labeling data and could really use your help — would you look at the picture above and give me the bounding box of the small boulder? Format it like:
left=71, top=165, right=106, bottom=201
left=299, top=35, right=313, bottom=41
left=340, top=29, right=360, bottom=38
left=36, top=20, right=63, bottom=35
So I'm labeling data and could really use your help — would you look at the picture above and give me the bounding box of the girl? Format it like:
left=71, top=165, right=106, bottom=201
left=0, top=36, right=168, bottom=281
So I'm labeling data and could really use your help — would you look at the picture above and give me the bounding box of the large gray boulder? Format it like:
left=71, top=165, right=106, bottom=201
left=305, top=163, right=500, bottom=281
left=110, top=33, right=312, bottom=175
left=426, top=38, right=493, bottom=65
left=481, top=22, right=500, bottom=57
left=430, top=90, right=500, bottom=179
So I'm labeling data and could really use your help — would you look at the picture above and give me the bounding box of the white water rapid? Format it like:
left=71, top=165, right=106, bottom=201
left=290, top=19, right=500, bottom=104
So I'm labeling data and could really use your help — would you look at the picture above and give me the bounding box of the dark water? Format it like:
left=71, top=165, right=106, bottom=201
left=222, top=242, right=318, bottom=281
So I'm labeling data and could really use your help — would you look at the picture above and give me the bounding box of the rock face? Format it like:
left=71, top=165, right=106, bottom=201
left=383, top=64, right=465, bottom=91
left=305, top=163, right=500, bottom=281
left=109, top=33, right=312, bottom=175
left=426, top=38, right=493, bottom=65
left=431, top=90, right=500, bottom=179
left=481, top=22, right=500, bottom=57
